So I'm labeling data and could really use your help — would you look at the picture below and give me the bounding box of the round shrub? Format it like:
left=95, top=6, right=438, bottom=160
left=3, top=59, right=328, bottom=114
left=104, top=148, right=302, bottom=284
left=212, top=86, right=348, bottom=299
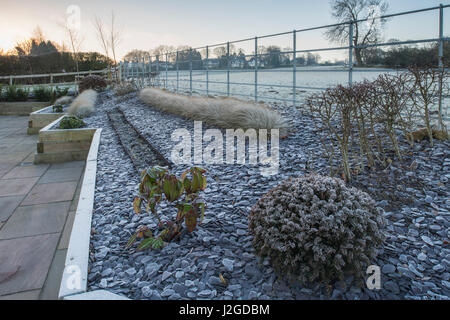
left=248, top=174, right=385, bottom=285
left=59, top=116, right=86, bottom=129
left=78, top=75, right=107, bottom=93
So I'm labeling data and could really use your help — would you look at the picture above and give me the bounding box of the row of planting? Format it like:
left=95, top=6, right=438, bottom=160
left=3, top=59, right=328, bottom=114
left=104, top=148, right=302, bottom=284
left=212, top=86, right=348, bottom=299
left=0, top=84, right=69, bottom=102
left=306, top=66, right=449, bottom=181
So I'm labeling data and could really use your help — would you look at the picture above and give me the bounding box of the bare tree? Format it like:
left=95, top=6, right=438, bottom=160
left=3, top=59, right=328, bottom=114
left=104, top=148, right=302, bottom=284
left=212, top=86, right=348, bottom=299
left=94, top=16, right=111, bottom=78
left=109, top=11, right=122, bottom=74
left=325, top=0, right=388, bottom=66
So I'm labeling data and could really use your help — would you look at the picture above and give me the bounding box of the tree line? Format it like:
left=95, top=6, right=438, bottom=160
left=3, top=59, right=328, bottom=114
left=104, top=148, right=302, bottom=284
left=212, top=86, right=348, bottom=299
left=0, top=38, right=112, bottom=80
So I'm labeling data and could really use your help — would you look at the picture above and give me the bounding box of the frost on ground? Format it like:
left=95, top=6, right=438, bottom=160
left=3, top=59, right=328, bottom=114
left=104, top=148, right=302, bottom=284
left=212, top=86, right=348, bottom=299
left=85, top=90, right=450, bottom=300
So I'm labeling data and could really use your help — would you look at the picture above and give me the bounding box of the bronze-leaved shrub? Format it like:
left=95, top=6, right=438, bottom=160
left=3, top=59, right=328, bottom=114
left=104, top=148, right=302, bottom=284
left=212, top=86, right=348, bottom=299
left=248, top=174, right=385, bottom=285
left=78, top=75, right=107, bottom=93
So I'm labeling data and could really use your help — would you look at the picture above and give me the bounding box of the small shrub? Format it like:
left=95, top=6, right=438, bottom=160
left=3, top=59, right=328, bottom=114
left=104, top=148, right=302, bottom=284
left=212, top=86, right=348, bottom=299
left=55, top=86, right=69, bottom=98
left=114, top=82, right=137, bottom=96
left=3, top=85, right=29, bottom=102
left=59, top=116, right=86, bottom=129
left=78, top=75, right=107, bottom=93
left=127, top=166, right=207, bottom=250
left=33, top=86, right=53, bottom=102
left=52, top=105, right=63, bottom=113
left=248, top=174, right=385, bottom=286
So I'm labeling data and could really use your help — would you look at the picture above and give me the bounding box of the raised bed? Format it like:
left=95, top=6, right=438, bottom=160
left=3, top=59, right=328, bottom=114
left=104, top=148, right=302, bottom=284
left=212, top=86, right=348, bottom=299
left=0, top=101, right=50, bottom=116
left=34, top=115, right=98, bottom=164
left=27, top=105, right=67, bottom=134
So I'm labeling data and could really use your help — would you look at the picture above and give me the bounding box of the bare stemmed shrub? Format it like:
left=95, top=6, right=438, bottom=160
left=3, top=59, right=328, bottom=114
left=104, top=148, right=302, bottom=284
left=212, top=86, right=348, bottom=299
left=372, top=73, right=410, bottom=161
left=305, top=91, right=337, bottom=176
left=307, top=68, right=447, bottom=181
left=351, top=81, right=376, bottom=168
left=307, top=85, right=354, bottom=181
left=407, top=66, right=449, bottom=146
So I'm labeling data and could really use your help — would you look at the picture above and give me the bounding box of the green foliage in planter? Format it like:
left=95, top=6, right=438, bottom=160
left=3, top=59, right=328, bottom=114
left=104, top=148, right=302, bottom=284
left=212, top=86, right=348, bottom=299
left=33, top=86, right=53, bottom=102
left=127, top=166, right=207, bottom=250
left=248, top=173, right=386, bottom=286
left=59, top=116, right=86, bottom=129
left=55, top=86, right=69, bottom=97
left=52, top=104, right=64, bottom=113
left=79, top=75, right=107, bottom=93
left=3, top=85, right=29, bottom=102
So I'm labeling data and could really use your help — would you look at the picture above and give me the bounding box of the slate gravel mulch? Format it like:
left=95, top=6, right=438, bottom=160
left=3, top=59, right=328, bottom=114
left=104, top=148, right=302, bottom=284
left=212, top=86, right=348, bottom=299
left=85, top=90, right=450, bottom=300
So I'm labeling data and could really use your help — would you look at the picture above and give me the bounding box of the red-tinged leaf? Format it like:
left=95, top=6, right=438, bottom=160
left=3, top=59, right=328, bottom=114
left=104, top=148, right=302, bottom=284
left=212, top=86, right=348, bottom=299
left=185, top=209, right=197, bottom=233
left=133, top=197, right=142, bottom=214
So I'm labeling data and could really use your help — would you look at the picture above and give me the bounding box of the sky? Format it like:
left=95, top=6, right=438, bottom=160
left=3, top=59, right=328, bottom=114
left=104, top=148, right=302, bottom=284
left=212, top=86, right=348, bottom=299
left=0, top=0, right=448, bottom=61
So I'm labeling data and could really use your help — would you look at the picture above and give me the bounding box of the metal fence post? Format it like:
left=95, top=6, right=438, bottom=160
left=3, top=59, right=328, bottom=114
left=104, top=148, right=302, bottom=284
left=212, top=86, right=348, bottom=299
left=348, top=22, right=354, bottom=86
left=206, top=45, right=209, bottom=96
left=438, top=3, right=445, bottom=124
left=254, top=37, right=258, bottom=102
left=227, top=42, right=230, bottom=96
left=165, top=53, right=168, bottom=89
left=141, top=61, right=144, bottom=86
left=293, top=30, right=297, bottom=107
left=176, top=51, right=179, bottom=93
left=189, top=49, right=193, bottom=96
left=149, top=58, right=152, bottom=86
left=119, top=62, right=122, bottom=82
left=156, top=55, right=160, bottom=87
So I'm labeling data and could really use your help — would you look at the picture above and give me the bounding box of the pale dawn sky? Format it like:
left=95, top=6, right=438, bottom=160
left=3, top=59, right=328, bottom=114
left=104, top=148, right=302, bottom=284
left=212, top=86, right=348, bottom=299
left=0, top=0, right=448, bottom=61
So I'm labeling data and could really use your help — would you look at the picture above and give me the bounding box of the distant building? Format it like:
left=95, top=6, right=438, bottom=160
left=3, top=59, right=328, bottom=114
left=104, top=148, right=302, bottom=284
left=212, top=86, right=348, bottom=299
left=203, top=58, right=219, bottom=69
left=230, top=57, right=245, bottom=69
left=151, top=61, right=174, bottom=70
left=247, top=58, right=265, bottom=68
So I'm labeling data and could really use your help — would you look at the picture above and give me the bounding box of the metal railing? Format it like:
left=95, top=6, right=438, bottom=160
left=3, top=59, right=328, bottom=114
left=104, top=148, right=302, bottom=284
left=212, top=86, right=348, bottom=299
left=119, top=4, right=450, bottom=111
left=0, top=69, right=109, bottom=87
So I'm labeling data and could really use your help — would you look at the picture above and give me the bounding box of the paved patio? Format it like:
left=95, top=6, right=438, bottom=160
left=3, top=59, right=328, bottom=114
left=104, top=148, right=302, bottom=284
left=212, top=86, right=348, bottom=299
left=0, top=116, right=84, bottom=300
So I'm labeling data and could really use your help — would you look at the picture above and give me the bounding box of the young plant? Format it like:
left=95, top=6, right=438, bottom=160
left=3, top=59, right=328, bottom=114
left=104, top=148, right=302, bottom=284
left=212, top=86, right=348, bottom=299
left=53, top=104, right=64, bottom=113
left=33, top=86, right=53, bottom=102
left=373, top=73, right=410, bottom=161
left=59, top=116, right=86, bottom=129
left=127, top=166, right=207, bottom=250
left=15, top=87, right=29, bottom=101
left=55, top=86, right=70, bottom=98
left=408, top=66, right=449, bottom=145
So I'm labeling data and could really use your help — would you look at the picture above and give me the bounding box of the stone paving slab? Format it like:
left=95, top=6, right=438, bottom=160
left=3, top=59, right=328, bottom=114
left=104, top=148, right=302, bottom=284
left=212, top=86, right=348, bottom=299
left=0, top=116, right=87, bottom=299
left=40, top=249, right=67, bottom=300
left=38, top=166, right=83, bottom=184
left=0, top=202, right=70, bottom=240
left=0, top=195, right=25, bottom=222
left=2, top=164, right=49, bottom=180
left=21, top=181, right=77, bottom=206
left=0, top=177, right=39, bottom=197
left=0, top=151, right=31, bottom=164
left=49, top=161, right=85, bottom=170
left=58, top=211, right=76, bottom=250
left=0, top=233, right=60, bottom=296
left=0, top=289, right=41, bottom=300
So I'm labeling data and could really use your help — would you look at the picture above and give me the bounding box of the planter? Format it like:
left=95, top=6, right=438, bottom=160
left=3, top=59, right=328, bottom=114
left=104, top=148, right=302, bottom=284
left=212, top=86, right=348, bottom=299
left=34, top=115, right=98, bottom=164
left=0, top=101, right=51, bottom=116
left=27, top=105, right=66, bottom=134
